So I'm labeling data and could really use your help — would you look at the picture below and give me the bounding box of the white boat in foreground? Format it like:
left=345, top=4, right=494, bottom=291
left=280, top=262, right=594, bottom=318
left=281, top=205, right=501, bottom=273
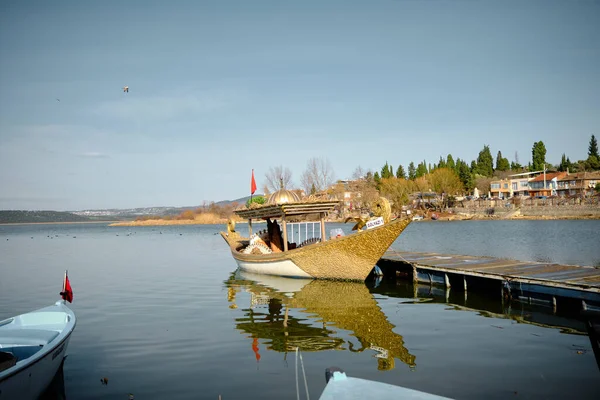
left=0, top=272, right=76, bottom=400
left=319, top=367, right=453, bottom=400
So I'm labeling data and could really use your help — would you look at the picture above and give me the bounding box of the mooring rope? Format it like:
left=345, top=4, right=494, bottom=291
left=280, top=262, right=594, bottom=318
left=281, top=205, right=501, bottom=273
left=295, top=347, right=310, bottom=400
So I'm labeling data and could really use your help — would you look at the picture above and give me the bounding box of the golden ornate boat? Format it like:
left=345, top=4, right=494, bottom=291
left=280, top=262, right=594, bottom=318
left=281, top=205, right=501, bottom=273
left=220, top=185, right=412, bottom=281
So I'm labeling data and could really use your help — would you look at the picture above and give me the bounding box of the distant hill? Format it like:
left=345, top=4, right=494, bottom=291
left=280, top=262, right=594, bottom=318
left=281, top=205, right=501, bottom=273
left=214, top=195, right=263, bottom=207
left=0, top=195, right=265, bottom=223
left=0, top=210, right=95, bottom=224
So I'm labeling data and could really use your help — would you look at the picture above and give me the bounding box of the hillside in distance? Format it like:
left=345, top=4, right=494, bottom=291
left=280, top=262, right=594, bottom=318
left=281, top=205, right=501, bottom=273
left=0, top=195, right=262, bottom=223
left=0, top=210, right=95, bottom=224
left=70, top=195, right=261, bottom=219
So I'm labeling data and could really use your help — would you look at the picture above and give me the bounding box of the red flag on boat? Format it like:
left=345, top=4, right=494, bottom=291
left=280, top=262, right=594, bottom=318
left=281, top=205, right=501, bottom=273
left=250, top=169, right=257, bottom=195
left=60, top=270, right=73, bottom=303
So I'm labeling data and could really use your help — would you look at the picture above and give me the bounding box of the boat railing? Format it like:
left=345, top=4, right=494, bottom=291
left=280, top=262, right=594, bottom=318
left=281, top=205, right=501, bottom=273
left=287, top=221, right=321, bottom=245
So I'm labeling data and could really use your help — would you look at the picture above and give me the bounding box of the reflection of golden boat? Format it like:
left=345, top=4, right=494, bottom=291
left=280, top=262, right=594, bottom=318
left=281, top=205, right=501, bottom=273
left=225, top=271, right=416, bottom=370
left=220, top=194, right=411, bottom=280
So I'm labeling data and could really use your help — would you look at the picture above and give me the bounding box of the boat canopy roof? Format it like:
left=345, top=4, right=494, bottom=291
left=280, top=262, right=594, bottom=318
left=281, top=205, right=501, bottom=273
left=234, top=201, right=340, bottom=220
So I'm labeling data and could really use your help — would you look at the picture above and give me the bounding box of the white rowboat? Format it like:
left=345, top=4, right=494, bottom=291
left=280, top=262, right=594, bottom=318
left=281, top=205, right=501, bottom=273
left=0, top=273, right=76, bottom=400
left=319, top=367, right=453, bottom=400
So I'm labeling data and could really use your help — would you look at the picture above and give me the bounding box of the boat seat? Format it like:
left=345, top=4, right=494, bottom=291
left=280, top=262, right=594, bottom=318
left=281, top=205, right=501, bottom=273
left=0, top=329, right=59, bottom=346
left=0, top=351, right=16, bottom=372
left=0, top=346, right=43, bottom=364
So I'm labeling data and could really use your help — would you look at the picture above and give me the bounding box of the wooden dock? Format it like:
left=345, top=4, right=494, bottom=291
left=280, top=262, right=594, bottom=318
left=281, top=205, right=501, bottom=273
left=379, top=250, right=600, bottom=311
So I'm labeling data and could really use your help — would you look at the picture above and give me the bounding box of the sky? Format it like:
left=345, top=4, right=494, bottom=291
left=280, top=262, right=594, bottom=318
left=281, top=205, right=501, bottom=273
left=0, top=0, right=598, bottom=211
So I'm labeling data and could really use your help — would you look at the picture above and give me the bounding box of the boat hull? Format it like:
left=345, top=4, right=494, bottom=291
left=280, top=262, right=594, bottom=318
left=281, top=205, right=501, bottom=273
left=221, top=217, right=411, bottom=281
left=0, top=302, right=76, bottom=400
left=235, top=258, right=313, bottom=278
left=320, top=370, right=453, bottom=399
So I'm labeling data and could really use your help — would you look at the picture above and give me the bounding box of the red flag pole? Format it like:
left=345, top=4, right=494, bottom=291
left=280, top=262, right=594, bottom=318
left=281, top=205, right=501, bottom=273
left=60, top=270, right=73, bottom=303
left=61, top=270, right=67, bottom=303
left=250, top=169, right=257, bottom=203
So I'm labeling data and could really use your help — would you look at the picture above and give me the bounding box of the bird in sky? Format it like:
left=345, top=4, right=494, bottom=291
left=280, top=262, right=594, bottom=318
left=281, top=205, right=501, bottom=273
left=123, top=86, right=129, bottom=93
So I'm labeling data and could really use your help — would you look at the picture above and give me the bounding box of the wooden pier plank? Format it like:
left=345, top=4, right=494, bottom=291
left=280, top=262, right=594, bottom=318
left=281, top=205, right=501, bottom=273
left=381, top=250, right=600, bottom=295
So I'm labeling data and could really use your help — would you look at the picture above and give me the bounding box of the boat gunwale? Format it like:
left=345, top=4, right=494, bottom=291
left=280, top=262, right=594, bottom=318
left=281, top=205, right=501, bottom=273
left=0, top=304, right=76, bottom=384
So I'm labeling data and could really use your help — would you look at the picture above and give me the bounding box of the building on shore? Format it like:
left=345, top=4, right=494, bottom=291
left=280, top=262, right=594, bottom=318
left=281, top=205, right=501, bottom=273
left=490, top=170, right=600, bottom=199
left=556, top=171, right=600, bottom=197
left=490, top=171, right=542, bottom=198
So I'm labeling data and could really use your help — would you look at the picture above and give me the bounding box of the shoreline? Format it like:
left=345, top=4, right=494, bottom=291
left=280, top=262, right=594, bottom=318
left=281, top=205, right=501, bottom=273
left=4, top=215, right=598, bottom=228
left=0, top=220, right=120, bottom=226
left=107, top=214, right=600, bottom=227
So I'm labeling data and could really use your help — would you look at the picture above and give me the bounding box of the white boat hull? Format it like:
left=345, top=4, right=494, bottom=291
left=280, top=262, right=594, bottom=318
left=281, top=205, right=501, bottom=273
left=320, top=370, right=453, bottom=400
left=235, top=258, right=313, bottom=279
left=0, top=301, right=76, bottom=400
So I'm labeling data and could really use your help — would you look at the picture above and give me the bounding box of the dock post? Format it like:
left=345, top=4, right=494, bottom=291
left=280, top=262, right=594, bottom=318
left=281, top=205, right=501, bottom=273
left=444, top=273, right=451, bottom=288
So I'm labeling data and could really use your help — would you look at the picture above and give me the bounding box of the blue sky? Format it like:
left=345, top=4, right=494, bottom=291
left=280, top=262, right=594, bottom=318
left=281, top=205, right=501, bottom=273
left=1, top=0, right=598, bottom=211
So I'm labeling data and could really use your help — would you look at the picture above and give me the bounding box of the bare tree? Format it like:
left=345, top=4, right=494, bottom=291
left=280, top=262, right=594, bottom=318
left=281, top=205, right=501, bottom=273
left=264, top=165, right=293, bottom=192
left=351, top=166, right=365, bottom=180
left=262, top=184, right=271, bottom=196
left=300, top=157, right=336, bottom=194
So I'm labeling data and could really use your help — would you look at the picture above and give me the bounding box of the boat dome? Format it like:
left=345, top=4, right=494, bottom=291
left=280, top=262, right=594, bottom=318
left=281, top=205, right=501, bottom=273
left=267, top=178, right=301, bottom=205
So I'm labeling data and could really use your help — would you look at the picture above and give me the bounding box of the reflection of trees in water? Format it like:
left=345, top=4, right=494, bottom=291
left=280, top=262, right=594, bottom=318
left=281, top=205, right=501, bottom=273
left=225, top=272, right=416, bottom=370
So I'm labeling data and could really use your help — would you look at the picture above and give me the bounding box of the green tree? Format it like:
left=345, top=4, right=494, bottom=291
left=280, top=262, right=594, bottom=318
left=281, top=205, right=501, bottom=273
left=373, top=171, right=381, bottom=188
left=437, top=156, right=447, bottom=169
left=586, top=155, right=600, bottom=170
left=246, top=196, right=266, bottom=207
left=587, top=135, right=599, bottom=170
left=495, top=151, right=510, bottom=171
left=589, top=135, right=599, bottom=158
left=395, top=164, right=406, bottom=179
left=416, top=161, right=428, bottom=178
left=457, top=160, right=474, bottom=191
left=380, top=162, right=394, bottom=179
left=475, top=145, right=494, bottom=176
left=379, top=178, right=412, bottom=211
left=428, top=168, right=464, bottom=197
left=531, top=141, right=547, bottom=171
left=408, top=162, right=416, bottom=180
left=558, top=153, right=573, bottom=172
left=446, top=154, right=455, bottom=170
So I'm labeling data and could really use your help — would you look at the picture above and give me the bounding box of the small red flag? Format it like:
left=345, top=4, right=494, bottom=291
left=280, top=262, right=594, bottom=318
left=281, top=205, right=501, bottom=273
left=251, top=169, right=257, bottom=195
left=252, top=337, right=261, bottom=362
left=60, top=271, right=73, bottom=303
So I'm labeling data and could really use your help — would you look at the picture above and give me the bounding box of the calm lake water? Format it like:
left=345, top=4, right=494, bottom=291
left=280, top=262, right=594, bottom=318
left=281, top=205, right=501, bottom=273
left=1, top=220, right=599, bottom=399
